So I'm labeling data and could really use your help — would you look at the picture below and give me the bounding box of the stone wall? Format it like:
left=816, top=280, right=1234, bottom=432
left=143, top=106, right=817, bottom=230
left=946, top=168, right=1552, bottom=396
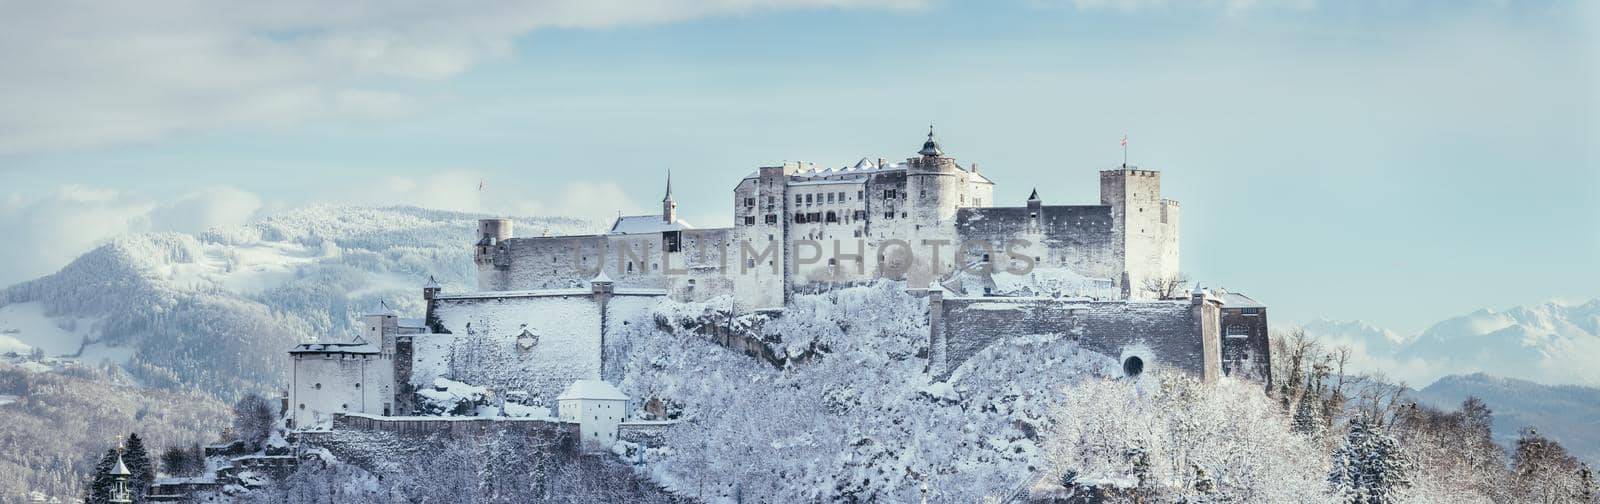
left=932, top=293, right=1222, bottom=381
left=954, top=204, right=1119, bottom=283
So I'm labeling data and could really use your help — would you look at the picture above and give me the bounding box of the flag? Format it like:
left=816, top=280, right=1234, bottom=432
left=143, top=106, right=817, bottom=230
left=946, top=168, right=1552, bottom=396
left=479, top=179, right=485, bottom=191
left=1121, top=134, right=1128, bottom=147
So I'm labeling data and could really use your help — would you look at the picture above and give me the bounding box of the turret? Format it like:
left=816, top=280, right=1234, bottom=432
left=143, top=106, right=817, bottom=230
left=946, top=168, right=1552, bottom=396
left=109, top=452, right=133, bottom=504
left=475, top=218, right=512, bottom=266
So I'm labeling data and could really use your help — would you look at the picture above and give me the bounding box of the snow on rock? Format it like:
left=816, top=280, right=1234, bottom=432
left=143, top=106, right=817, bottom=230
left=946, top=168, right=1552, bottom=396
left=416, top=378, right=490, bottom=416
left=920, top=381, right=960, bottom=403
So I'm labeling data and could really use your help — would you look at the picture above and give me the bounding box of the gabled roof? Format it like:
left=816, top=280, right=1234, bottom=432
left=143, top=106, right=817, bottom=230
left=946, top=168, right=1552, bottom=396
left=1218, top=292, right=1266, bottom=309
left=289, top=341, right=380, bottom=354
left=557, top=380, right=628, bottom=401
left=609, top=215, right=692, bottom=235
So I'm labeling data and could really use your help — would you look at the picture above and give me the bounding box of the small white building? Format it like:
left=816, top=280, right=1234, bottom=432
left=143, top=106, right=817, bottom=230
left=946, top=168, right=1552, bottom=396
left=557, top=380, right=629, bottom=452
left=289, top=312, right=426, bottom=429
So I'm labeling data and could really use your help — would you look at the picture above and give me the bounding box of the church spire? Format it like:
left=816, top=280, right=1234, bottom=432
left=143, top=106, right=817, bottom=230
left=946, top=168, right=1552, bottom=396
left=661, top=170, right=677, bottom=223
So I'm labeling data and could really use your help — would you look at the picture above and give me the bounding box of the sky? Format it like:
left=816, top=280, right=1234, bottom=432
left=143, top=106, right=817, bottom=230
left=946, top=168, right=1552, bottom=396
left=0, top=0, right=1595, bottom=335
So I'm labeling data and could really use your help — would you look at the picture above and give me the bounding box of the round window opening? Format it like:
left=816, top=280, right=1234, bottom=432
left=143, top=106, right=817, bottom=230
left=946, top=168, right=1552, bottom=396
left=1123, top=356, right=1145, bottom=377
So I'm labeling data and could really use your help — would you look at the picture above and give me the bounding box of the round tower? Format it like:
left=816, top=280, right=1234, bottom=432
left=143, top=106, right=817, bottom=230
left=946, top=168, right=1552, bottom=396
left=475, top=218, right=512, bottom=266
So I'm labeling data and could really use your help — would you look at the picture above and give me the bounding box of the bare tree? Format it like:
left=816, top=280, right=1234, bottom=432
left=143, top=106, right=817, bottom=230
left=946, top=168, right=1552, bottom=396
left=231, top=392, right=277, bottom=451
left=1141, top=273, right=1191, bottom=299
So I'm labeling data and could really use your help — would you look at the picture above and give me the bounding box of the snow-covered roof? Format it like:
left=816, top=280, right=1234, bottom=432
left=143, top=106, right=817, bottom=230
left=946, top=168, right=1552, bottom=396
left=398, top=318, right=426, bottom=329
left=557, top=380, right=628, bottom=401
left=1218, top=292, right=1265, bottom=309
left=591, top=270, right=613, bottom=284
left=289, top=341, right=380, bottom=354
left=609, top=215, right=692, bottom=235
left=111, top=454, right=130, bottom=476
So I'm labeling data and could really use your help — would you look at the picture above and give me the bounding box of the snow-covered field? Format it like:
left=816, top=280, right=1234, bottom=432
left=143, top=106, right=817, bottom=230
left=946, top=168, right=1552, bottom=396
left=0, top=301, right=131, bottom=363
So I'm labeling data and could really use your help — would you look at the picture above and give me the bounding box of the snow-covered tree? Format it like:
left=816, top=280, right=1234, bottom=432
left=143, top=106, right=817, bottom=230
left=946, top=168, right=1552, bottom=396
left=1328, top=415, right=1412, bottom=503
left=124, top=433, right=154, bottom=503
left=1510, top=428, right=1597, bottom=503
left=232, top=392, right=277, bottom=451
left=1041, top=374, right=1334, bottom=503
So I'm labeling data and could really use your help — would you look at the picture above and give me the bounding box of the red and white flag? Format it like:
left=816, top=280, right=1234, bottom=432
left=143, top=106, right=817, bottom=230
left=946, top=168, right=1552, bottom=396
left=1121, top=134, right=1128, bottom=147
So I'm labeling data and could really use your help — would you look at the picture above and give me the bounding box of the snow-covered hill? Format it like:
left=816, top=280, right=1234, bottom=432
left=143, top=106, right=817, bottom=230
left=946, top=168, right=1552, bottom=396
left=1416, top=373, right=1600, bottom=466
left=0, top=206, right=592, bottom=396
left=1298, top=300, right=1600, bottom=388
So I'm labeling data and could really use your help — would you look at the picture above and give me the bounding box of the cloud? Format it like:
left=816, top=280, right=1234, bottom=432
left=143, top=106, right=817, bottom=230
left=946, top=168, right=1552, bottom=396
left=0, top=0, right=923, bottom=155
left=346, top=170, right=644, bottom=226
left=0, top=186, right=264, bottom=285
left=1049, top=0, right=1316, bottom=13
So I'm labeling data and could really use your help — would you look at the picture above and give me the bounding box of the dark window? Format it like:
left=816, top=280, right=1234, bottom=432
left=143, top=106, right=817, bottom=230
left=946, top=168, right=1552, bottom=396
left=765, top=214, right=777, bottom=224
left=825, top=211, right=839, bottom=223
left=744, top=197, right=755, bottom=206
left=885, top=212, right=894, bottom=219
left=884, top=189, right=895, bottom=199
left=744, top=216, right=755, bottom=225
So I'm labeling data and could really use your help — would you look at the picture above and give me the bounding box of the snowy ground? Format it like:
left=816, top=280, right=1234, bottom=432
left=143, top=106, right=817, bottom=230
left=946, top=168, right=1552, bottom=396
left=0, top=301, right=131, bottom=363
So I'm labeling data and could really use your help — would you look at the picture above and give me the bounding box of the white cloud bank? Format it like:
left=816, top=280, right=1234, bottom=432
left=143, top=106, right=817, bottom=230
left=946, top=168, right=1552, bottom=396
left=0, top=186, right=265, bottom=285
left=0, top=174, right=640, bottom=285
left=0, top=0, right=923, bottom=155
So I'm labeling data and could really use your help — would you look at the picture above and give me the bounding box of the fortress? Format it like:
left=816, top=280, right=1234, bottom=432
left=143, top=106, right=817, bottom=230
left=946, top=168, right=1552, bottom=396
left=474, top=128, right=1179, bottom=309
left=287, top=128, right=1271, bottom=441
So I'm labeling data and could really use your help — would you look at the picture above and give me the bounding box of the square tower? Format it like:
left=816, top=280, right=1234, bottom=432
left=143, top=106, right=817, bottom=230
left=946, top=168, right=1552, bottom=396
left=1100, top=167, right=1180, bottom=299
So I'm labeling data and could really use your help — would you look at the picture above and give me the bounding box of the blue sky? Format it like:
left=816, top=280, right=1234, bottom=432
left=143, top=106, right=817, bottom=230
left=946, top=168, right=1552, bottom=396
left=0, top=0, right=1595, bottom=334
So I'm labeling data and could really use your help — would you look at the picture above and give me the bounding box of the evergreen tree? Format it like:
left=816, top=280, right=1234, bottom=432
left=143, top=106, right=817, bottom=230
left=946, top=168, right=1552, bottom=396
left=124, top=433, right=154, bottom=503
left=82, top=447, right=117, bottom=504
left=1329, top=415, right=1412, bottom=504
left=1293, top=387, right=1321, bottom=435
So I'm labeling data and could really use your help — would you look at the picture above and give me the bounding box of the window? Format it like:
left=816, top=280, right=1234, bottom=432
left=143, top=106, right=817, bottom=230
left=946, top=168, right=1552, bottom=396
left=298, top=404, right=305, bottom=410
left=1226, top=325, right=1249, bottom=338
left=827, top=193, right=835, bottom=203
left=744, top=197, right=755, bottom=206
left=795, top=213, right=806, bottom=224
left=884, top=189, right=895, bottom=199
left=825, top=211, right=838, bottom=223
left=805, top=194, right=813, bottom=204
left=744, top=216, right=755, bottom=225
left=858, top=190, right=864, bottom=199
left=354, top=383, right=360, bottom=389
left=885, top=212, right=894, bottom=219
left=765, top=214, right=777, bottom=224
left=795, top=195, right=803, bottom=204
left=314, top=383, right=321, bottom=390
left=839, top=191, right=846, bottom=201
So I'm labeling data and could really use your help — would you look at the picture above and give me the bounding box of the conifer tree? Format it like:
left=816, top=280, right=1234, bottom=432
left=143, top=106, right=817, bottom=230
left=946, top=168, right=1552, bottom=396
left=82, top=447, right=118, bottom=504
left=1293, top=387, right=1321, bottom=435
left=1329, top=415, right=1412, bottom=504
left=124, top=433, right=154, bottom=503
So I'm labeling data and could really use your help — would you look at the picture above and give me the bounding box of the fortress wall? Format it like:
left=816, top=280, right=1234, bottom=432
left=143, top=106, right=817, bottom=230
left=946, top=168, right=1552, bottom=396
left=955, top=205, right=1119, bottom=282
left=431, top=294, right=605, bottom=408
left=936, top=297, right=1216, bottom=381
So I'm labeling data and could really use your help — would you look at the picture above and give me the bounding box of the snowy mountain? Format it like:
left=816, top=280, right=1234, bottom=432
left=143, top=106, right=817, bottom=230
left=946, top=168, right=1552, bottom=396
left=0, top=206, right=592, bottom=397
left=1416, top=373, right=1600, bottom=466
left=1298, top=300, right=1600, bottom=388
